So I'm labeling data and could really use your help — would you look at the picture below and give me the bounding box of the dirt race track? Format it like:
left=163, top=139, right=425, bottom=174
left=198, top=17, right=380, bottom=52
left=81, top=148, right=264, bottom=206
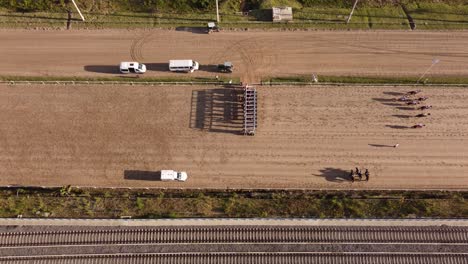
left=1, top=29, right=468, bottom=82
left=0, top=83, right=467, bottom=189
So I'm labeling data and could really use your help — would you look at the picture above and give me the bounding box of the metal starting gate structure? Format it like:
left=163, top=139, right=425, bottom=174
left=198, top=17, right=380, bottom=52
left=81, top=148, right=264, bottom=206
left=243, top=85, right=257, bottom=135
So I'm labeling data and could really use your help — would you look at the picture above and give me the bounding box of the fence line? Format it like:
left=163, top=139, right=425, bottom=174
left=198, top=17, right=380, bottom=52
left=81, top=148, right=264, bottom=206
left=0, top=80, right=228, bottom=86
left=258, top=81, right=468, bottom=87
left=2, top=80, right=468, bottom=87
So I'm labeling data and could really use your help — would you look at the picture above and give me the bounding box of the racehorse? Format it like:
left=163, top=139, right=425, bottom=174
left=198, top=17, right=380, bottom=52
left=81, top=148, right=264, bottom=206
left=412, top=123, right=425, bottom=128
left=418, top=105, right=432, bottom=110
left=406, top=90, right=422, bottom=95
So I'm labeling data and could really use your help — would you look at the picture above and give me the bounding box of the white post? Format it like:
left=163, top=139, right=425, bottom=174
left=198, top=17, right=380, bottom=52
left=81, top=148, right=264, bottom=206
left=346, top=0, right=359, bottom=24
left=216, top=0, right=220, bottom=22
left=71, top=0, right=85, bottom=21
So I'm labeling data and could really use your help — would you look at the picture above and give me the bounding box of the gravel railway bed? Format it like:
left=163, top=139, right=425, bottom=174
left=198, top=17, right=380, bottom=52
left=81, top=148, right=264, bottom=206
left=1, top=225, right=467, bottom=263
left=1, top=253, right=468, bottom=264
left=1, top=226, right=467, bottom=246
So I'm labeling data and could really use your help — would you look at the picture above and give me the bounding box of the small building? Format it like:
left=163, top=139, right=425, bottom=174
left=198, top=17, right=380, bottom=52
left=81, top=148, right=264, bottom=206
left=272, top=6, right=293, bottom=22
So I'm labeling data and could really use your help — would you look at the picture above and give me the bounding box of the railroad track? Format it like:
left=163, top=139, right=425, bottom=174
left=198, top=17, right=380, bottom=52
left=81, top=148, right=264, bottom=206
left=1, top=226, right=467, bottom=247
left=1, top=252, right=467, bottom=264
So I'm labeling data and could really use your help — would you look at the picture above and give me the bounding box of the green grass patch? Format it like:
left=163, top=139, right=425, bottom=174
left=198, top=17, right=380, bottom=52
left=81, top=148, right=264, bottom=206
left=263, top=75, right=468, bottom=85
left=0, top=188, right=467, bottom=218
left=0, top=2, right=467, bottom=30
left=406, top=2, right=468, bottom=30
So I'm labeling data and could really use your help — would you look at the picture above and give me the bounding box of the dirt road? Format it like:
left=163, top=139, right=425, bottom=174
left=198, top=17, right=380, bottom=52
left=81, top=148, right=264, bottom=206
left=0, top=84, right=467, bottom=189
left=1, top=29, right=468, bottom=83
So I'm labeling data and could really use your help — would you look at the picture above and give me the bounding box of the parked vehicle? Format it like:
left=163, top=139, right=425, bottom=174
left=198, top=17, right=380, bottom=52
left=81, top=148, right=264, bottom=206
left=207, top=22, right=219, bottom=33
left=169, top=60, right=199, bottom=73
left=119, top=62, right=146, bottom=74
left=217, top=61, right=233, bottom=73
left=160, top=170, right=188, bottom=182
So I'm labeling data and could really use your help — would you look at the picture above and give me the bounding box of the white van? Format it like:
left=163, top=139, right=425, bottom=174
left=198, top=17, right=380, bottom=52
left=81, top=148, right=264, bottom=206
left=169, top=60, right=199, bottom=73
left=160, top=170, right=188, bottom=182
left=119, top=62, right=146, bottom=74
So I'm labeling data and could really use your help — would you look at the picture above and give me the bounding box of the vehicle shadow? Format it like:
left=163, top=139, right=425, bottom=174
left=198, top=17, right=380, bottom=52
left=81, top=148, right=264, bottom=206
left=124, top=170, right=161, bottom=181
left=175, top=26, right=208, bottom=34
left=145, top=63, right=169, bottom=72
left=199, top=64, right=222, bottom=73
left=313, top=167, right=352, bottom=183
left=84, top=65, right=120, bottom=74
left=189, top=87, right=244, bottom=135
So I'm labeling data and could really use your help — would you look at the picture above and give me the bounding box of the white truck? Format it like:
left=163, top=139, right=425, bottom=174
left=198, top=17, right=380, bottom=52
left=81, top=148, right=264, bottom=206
left=160, top=170, right=188, bottom=182
left=169, top=60, right=199, bottom=73
left=119, top=62, right=146, bottom=74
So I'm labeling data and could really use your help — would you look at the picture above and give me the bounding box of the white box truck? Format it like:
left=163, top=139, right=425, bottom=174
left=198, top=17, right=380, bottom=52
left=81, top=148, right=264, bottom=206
left=160, top=170, right=188, bottom=181
left=120, top=62, right=146, bottom=74
left=169, top=60, right=199, bottom=73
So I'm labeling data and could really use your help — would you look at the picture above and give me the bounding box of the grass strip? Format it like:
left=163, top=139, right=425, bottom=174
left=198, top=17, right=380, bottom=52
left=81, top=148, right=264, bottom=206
left=1, top=187, right=467, bottom=219
left=263, top=75, right=468, bottom=85
left=2, top=75, right=468, bottom=86
left=0, top=2, right=467, bottom=30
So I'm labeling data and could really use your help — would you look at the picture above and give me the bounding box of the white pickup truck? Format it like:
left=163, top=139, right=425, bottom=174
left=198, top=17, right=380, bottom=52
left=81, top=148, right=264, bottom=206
left=160, top=170, right=188, bottom=182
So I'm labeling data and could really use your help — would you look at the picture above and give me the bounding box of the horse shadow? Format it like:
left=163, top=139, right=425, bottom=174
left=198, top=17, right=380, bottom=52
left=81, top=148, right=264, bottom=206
left=313, top=167, right=352, bottom=183
left=392, top=114, right=412, bottom=119
left=372, top=98, right=395, bottom=102
left=383, top=91, right=405, bottom=96
left=386, top=125, right=409, bottom=129
left=396, top=106, right=415, bottom=111
left=369, top=144, right=394, bottom=148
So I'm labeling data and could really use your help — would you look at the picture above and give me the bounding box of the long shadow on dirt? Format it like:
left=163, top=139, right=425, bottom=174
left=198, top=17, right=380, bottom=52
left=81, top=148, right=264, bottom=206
left=190, top=86, right=244, bottom=134
left=145, top=63, right=168, bottom=72
left=386, top=125, right=409, bottom=129
left=176, top=26, right=208, bottom=34
left=383, top=91, right=405, bottom=96
left=372, top=97, right=395, bottom=102
left=84, top=65, right=120, bottom=74
left=124, top=170, right=161, bottom=181
left=396, top=106, right=415, bottom=111
left=314, top=168, right=352, bottom=183
left=393, top=114, right=412, bottom=119
left=369, top=144, right=394, bottom=148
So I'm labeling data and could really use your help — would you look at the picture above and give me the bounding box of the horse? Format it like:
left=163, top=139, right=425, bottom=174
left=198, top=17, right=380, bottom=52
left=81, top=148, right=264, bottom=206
left=406, top=100, right=420, bottom=105
left=418, top=105, right=432, bottom=110
left=416, top=113, right=431, bottom=117
left=412, top=123, right=425, bottom=128
left=406, top=90, right=422, bottom=95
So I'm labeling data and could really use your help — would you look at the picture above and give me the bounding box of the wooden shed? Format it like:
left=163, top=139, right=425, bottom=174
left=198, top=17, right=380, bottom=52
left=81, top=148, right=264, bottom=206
left=272, top=7, right=293, bottom=22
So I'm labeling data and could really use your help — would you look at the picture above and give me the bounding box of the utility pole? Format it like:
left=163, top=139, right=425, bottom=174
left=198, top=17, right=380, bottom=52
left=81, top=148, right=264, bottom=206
left=71, top=0, right=85, bottom=21
left=346, top=0, right=359, bottom=24
left=216, top=0, right=220, bottom=22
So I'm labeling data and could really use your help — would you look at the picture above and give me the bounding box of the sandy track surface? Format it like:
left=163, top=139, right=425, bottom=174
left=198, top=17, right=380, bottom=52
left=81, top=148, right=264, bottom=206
left=1, top=30, right=468, bottom=82
left=0, top=84, right=467, bottom=189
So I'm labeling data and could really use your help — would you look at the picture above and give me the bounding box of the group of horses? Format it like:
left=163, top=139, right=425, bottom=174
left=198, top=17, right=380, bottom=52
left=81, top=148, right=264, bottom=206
left=348, top=168, right=370, bottom=182
left=395, top=90, right=431, bottom=128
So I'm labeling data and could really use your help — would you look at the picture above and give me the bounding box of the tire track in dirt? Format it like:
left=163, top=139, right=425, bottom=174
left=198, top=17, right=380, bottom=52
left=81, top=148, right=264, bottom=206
left=208, top=36, right=278, bottom=84
left=130, top=32, right=153, bottom=62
